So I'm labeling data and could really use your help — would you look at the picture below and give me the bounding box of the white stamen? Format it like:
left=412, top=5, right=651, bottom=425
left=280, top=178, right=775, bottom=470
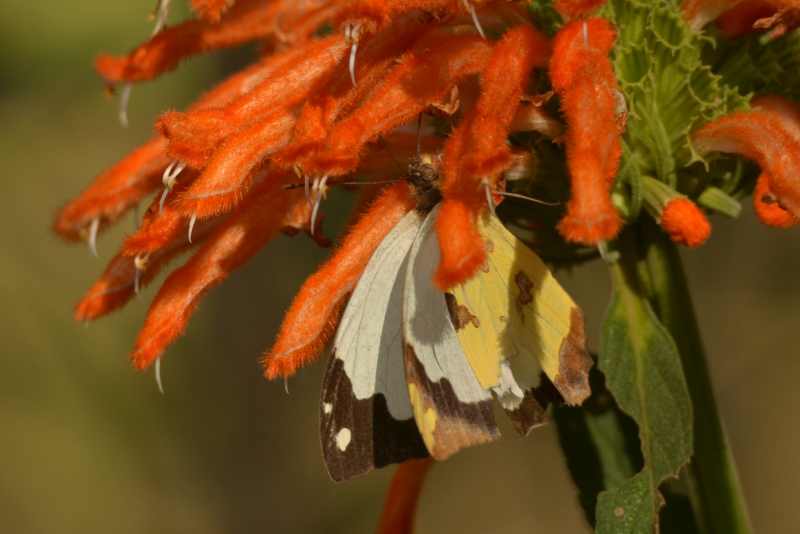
left=88, top=218, right=100, bottom=257
left=284, top=377, right=290, bottom=395
left=344, top=22, right=361, bottom=87
left=349, top=41, right=359, bottom=86
left=188, top=213, right=197, bottom=244
left=152, top=0, right=171, bottom=36
left=461, top=0, right=486, bottom=39
left=158, top=188, right=170, bottom=213
left=155, top=357, right=165, bottom=395
left=159, top=161, right=186, bottom=212
left=118, top=84, right=132, bottom=128
left=310, top=176, right=329, bottom=236
left=582, top=21, right=589, bottom=47
left=134, top=267, right=142, bottom=295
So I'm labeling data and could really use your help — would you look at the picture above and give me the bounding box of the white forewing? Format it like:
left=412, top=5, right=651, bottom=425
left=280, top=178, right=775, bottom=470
left=332, top=209, right=422, bottom=420
left=402, top=208, right=492, bottom=404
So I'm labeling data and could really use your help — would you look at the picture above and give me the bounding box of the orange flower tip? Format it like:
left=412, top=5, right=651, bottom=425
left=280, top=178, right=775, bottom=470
left=157, top=110, right=227, bottom=168
left=433, top=246, right=486, bottom=291
left=557, top=210, right=622, bottom=246
left=263, top=352, right=304, bottom=381
left=131, top=346, right=160, bottom=372
left=95, top=54, right=127, bottom=84
left=754, top=181, right=800, bottom=229
left=660, top=198, right=711, bottom=248
left=550, top=18, right=617, bottom=91
left=74, top=298, right=101, bottom=322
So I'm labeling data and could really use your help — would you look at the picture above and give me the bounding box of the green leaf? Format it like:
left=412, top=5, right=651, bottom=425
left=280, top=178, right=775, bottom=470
left=595, top=254, right=693, bottom=534
left=554, top=368, right=642, bottom=525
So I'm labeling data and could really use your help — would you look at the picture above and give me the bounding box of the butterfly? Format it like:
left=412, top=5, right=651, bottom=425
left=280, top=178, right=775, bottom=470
left=320, top=155, right=592, bottom=481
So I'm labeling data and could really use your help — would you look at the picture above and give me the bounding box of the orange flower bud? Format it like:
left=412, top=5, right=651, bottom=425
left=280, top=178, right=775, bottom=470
left=660, top=197, right=712, bottom=247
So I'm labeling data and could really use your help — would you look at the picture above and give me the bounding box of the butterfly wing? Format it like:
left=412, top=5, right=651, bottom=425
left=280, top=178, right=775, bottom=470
left=402, top=208, right=500, bottom=460
left=321, top=210, right=428, bottom=482
left=450, top=213, right=592, bottom=416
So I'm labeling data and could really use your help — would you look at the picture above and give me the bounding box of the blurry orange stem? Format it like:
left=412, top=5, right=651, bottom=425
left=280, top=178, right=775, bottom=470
left=638, top=218, right=752, bottom=534
left=377, top=458, right=433, bottom=534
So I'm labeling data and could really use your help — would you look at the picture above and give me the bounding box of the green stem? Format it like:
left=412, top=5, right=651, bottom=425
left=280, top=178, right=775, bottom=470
left=639, top=219, right=752, bottom=534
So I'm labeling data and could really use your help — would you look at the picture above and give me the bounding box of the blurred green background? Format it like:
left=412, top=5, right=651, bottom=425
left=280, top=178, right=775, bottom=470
left=1, top=1, right=798, bottom=532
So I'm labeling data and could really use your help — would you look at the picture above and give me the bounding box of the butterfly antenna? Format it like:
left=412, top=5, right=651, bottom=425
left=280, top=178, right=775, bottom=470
left=493, top=190, right=560, bottom=206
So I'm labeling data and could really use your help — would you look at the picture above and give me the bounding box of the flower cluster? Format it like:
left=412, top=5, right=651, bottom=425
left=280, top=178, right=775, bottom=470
left=56, top=1, right=800, bottom=526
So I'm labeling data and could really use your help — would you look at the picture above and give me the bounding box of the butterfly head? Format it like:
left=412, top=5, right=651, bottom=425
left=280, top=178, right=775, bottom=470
left=407, top=153, right=442, bottom=213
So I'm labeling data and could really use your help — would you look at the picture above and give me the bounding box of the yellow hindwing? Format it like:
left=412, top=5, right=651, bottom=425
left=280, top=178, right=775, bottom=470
left=450, top=214, right=582, bottom=392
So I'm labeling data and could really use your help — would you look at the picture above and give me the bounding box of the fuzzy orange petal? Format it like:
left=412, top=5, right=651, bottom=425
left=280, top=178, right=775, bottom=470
left=263, top=182, right=416, bottom=380
left=96, top=0, right=284, bottom=83
left=434, top=199, right=487, bottom=290
left=660, top=197, right=712, bottom=247
left=131, top=181, right=297, bottom=369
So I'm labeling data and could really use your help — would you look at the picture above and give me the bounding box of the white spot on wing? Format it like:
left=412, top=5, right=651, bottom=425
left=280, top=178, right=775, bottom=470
left=335, top=428, right=352, bottom=451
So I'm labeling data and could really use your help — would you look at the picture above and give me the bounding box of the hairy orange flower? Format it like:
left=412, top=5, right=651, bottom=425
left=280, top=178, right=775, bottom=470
left=551, top=18, right=624, bottom=245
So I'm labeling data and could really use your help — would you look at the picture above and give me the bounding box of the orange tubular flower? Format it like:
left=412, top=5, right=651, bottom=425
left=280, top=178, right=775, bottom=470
left=377, top=459, right=434, bottom=534
left=264, top=182, right=415, bottom=380
left=158, top=34, right=348, bottom=169
left=53, top=137, right=170, bottom=241
left=276, top=19, right=428, bottom=168
left=55, top=51, right=293, bottom=244
left=96, top=0, right=285, bottom=84
left=550, top=18, right=624, bottom=245
left=691, top=109, right=800, bottom=217
left=175, top=109, right=297, bottom=219
left=306, top=29, right=492, bottom=177
left=132, top=180, right=304, bottom=370
left=435, top=24, right=549, bottom=289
